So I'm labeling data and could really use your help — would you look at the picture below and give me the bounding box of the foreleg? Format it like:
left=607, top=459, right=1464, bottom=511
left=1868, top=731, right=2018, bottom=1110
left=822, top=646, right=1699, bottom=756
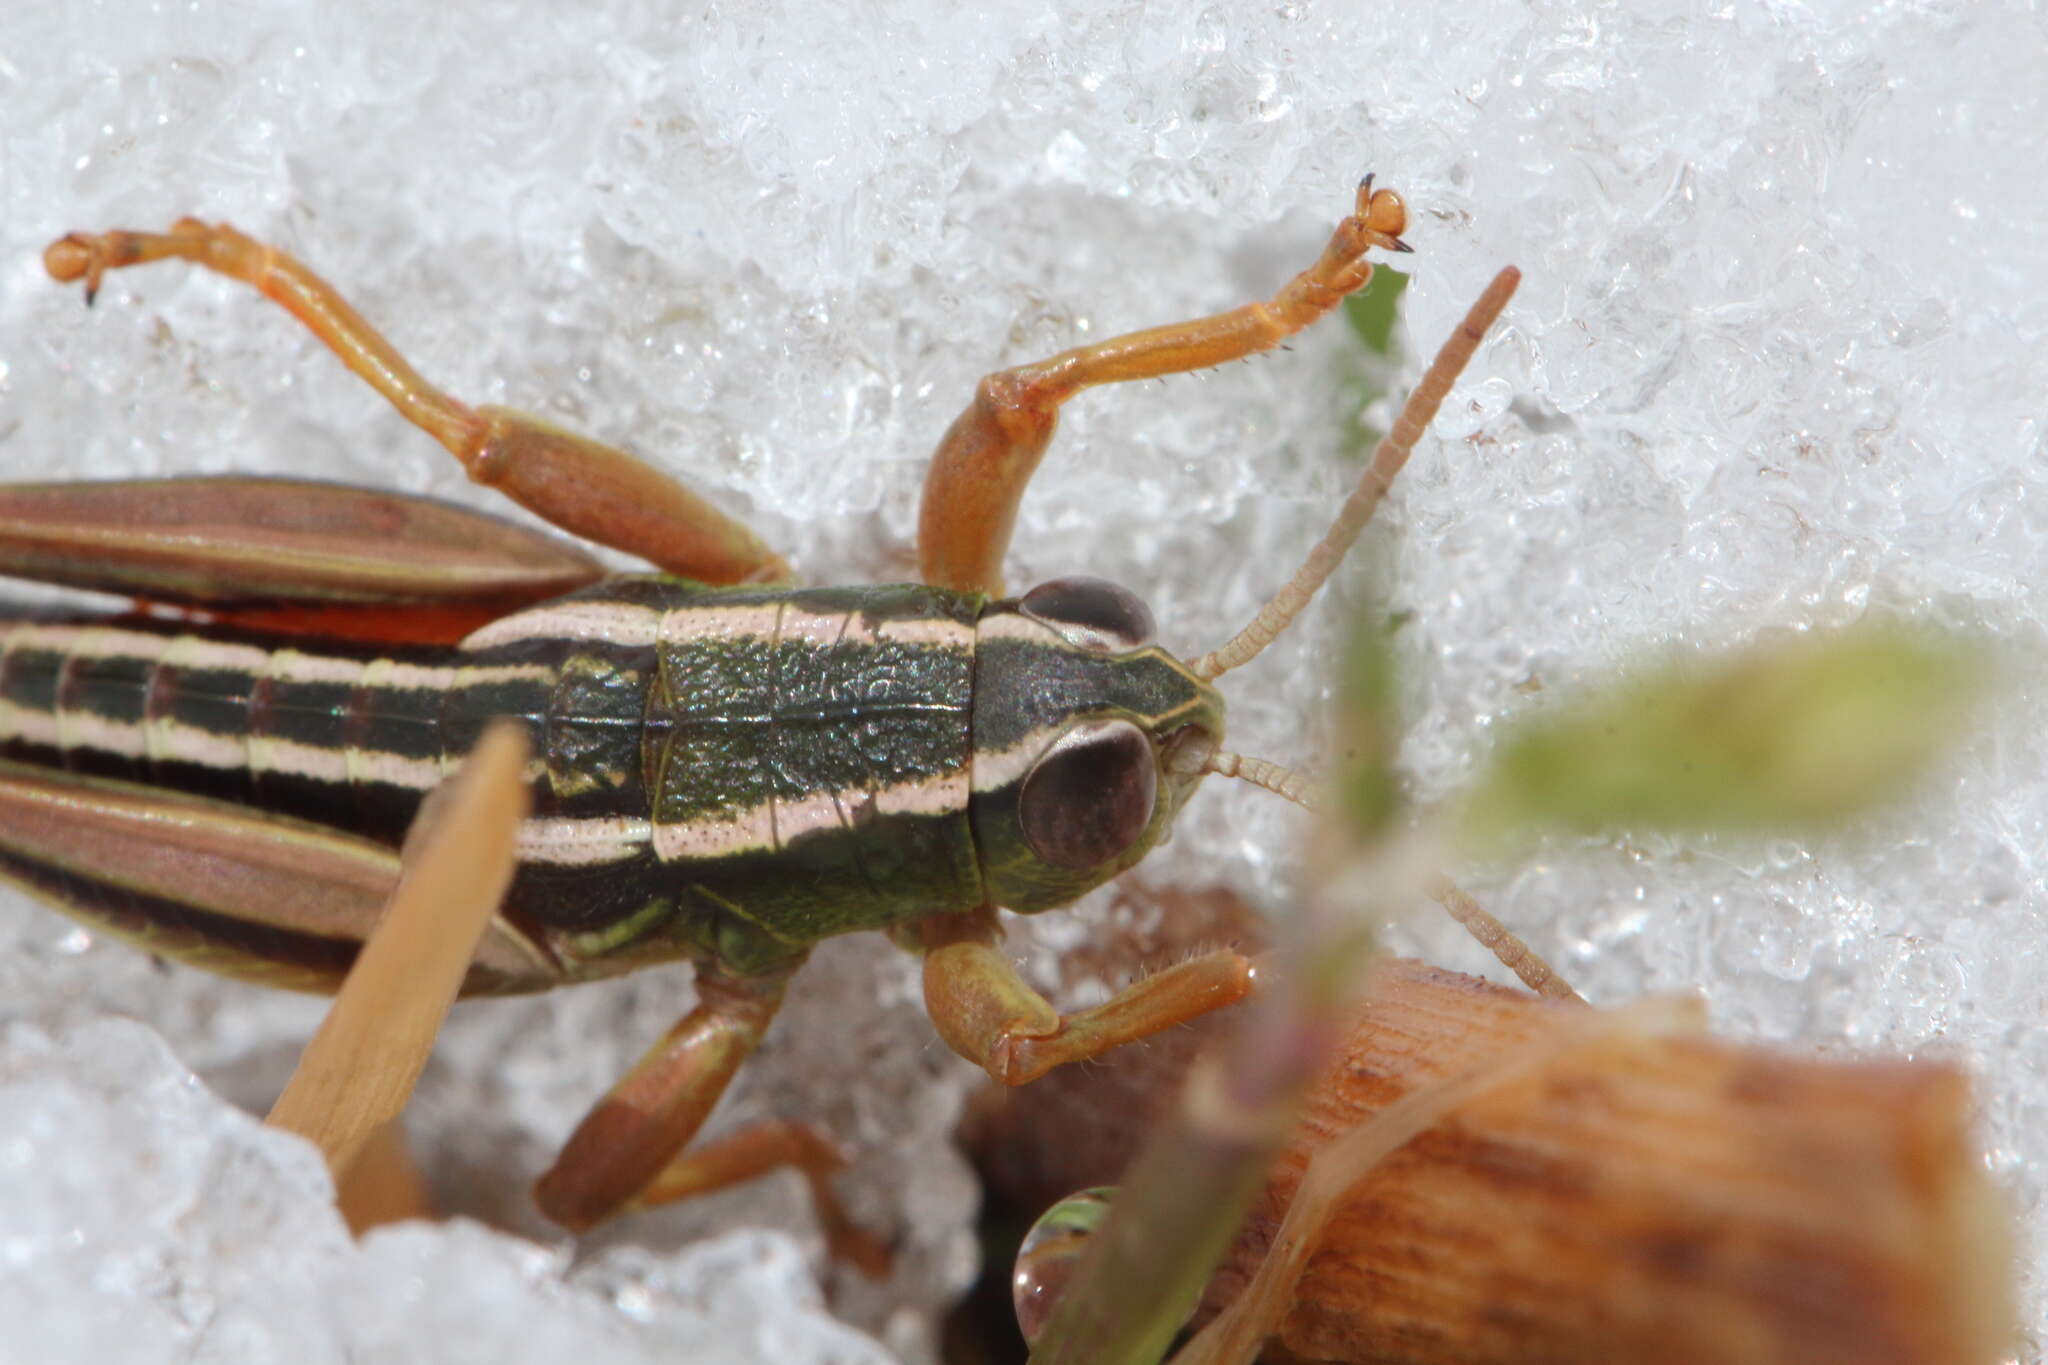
left=915, top=907, right=1254, bottom=1085
left=917, top=179, right=1410, bottom=595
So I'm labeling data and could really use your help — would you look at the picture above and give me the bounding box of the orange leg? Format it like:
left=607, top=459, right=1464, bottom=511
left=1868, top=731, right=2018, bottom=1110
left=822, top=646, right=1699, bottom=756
left=916, top=907, right=1254, bottom=1085
left=45, top=222, right=787, bottom=586
left=917, top=178, right=1411, bottom=596
left=529, top=962, right=884, bottom=1272
left=632, top=1120, right=891, bottom=1276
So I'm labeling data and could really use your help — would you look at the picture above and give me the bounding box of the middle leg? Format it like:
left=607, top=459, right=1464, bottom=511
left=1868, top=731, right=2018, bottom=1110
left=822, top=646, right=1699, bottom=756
left=531, top=960, right=884, bottom=1270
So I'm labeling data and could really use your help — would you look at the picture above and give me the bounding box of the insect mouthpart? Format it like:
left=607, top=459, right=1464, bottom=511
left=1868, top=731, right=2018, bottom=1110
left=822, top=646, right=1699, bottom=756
left=1162, top=704, right=1315, bottom=813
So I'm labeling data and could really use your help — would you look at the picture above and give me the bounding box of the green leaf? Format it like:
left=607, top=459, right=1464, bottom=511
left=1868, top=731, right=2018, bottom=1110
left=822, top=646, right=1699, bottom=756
left=1342, top=267, right=1409, bottom=357
left=1335, top=269, right=1409, bottom=463
left=1335, top=615, right=1404, bottom=840
left=1457, top=622, right=1983, bottom=850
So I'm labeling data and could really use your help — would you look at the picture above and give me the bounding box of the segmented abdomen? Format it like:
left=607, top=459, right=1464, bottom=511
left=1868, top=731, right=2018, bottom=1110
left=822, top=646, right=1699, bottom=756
left=0, top=613, right=548, bottom=840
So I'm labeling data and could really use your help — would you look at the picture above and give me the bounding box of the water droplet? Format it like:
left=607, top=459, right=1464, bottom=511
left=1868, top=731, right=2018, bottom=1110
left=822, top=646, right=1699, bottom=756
left=1012, top=1186, right=1116, bottom=1343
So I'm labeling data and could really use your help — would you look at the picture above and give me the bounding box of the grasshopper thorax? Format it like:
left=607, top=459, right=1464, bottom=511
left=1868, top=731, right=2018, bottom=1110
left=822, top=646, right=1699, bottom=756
left=970, top=577, right=1223, bottom=914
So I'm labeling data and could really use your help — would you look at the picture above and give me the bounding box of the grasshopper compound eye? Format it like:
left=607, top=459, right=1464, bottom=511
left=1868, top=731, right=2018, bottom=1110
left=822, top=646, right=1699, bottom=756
left=1018, top=576, right=1156, bottom=651
left=1019, top=719, right=1159, bottom=868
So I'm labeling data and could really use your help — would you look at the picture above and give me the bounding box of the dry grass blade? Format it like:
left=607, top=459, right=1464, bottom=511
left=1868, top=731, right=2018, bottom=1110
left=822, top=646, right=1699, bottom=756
left=266, top=721, right=530, bottom=1176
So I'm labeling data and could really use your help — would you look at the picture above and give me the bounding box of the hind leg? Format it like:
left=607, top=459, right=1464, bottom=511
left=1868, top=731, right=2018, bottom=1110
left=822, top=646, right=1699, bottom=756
left=46, top=221, right=786, bottom=585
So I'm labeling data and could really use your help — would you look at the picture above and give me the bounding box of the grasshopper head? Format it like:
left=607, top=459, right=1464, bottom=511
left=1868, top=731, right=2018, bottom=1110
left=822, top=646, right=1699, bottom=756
left=966, top=269, right=1525, bottom=916
left=970, top=577, right=1224, bottom=914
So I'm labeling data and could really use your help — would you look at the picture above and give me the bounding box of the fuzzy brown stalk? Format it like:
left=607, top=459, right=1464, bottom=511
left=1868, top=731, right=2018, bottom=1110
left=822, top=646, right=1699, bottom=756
left=1206, top=959, right=2007, bottom=1365
left=966, top=890, right=2008, bottom=1365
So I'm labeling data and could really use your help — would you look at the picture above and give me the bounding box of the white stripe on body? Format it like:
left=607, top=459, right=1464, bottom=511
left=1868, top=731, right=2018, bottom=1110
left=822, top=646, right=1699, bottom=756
left=648, top=767, right=971, bottom=862
left=0, top=621, right=553, bottom=788
left=462, top=599, right=661, bottom=651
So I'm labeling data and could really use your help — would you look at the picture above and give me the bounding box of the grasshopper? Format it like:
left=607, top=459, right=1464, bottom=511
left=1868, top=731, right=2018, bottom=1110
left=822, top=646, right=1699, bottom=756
left=1, top=179, right=1533, bottom=1245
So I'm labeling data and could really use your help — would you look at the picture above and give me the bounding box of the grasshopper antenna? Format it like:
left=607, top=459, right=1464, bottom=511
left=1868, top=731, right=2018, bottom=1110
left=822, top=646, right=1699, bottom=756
left=1186, top=268, right=1580, bottom=1005
left=1197, top=740, right=1585, bottom=1001
left=1199, top=747, right=1318, bottom=809
left=1190, top=265, right=1522, bottom=681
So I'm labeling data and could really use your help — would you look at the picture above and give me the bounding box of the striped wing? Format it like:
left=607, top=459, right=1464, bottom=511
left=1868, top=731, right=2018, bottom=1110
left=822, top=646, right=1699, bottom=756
left=0, top=759, right=557, bottom=994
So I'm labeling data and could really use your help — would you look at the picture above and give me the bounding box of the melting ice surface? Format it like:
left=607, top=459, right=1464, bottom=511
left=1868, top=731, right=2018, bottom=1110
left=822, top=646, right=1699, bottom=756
left=1, top=0, right=2046, bottom=1359
left=0, top=1022, right=894, bottom=1364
